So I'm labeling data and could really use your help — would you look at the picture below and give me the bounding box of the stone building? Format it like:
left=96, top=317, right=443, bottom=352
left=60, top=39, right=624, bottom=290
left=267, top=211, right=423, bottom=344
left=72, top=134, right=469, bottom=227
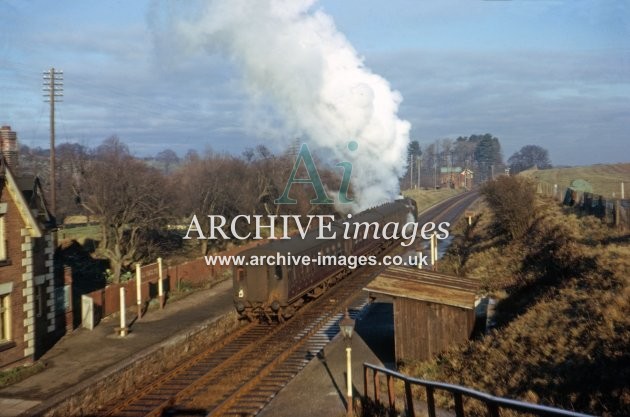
left=0, top=127, right=61, bottom=370
left=439, top=167, right=474, bottom=189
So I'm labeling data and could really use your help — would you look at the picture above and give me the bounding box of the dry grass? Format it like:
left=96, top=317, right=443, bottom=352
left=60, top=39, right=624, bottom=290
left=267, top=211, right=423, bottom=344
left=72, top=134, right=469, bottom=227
left=403, top=188, right=463, bottom=213
left=0, top=362, right=46, bottom=388
left=520, top=163, right=630, bottom=198
left=401, top=195, right=630, bottom=417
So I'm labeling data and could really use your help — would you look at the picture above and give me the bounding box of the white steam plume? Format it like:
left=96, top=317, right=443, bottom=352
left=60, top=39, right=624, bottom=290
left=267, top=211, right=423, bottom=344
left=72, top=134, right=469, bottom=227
left=171, top=0, right=411, bottom=211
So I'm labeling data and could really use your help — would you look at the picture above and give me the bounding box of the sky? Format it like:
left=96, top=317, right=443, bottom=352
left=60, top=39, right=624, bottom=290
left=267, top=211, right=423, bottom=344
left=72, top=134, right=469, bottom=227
left=0, top=0, right=628, bottom=166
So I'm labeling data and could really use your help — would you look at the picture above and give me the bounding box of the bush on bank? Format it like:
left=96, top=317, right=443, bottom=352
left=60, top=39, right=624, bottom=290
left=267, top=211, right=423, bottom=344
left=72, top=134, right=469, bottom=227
left=402, top=189, right=630, bottom=417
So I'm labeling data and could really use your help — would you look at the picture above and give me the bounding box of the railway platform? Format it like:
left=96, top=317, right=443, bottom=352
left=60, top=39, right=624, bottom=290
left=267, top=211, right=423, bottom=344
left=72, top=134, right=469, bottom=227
left=0, top=279, right=400, bottom=417
left=0, top=279, right=235, bottom=417
left=259, top=300, right=395, bottom=417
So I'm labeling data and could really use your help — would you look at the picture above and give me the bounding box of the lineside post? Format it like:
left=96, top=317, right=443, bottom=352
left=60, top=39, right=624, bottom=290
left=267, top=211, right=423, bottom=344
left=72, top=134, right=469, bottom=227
left=346, top=346, right=353, bottom=416
left=465, top=210, right=474, bottom=226
left=339, top=310, right=355, bottom=417
left=158, top=257, right=165, bottom=309
left=136, top=263, right=143, bottom=319
left=430, top=233, right=434, bottom=268
left=119, top=287, right=128, bottom=337
left=430, top=232, right=438, bottom=270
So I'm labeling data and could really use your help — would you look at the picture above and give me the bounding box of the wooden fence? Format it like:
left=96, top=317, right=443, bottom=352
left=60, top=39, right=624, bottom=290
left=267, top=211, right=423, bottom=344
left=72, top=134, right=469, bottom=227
left=535, top=181, right=629, bottom=229
left=84, top=240, right=263, bottom=322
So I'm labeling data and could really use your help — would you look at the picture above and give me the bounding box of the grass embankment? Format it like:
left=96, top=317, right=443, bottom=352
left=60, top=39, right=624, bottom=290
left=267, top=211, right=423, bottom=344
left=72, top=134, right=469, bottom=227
left=402, top=185, right=629, bottom=416
left=521, top=163, right=630, bottom=198
left=403, top=188, right=463, bottom=213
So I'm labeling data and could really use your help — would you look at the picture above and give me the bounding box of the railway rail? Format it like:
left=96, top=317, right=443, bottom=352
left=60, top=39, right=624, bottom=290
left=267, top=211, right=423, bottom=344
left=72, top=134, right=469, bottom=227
left=96, top=191, right=478, bottom=417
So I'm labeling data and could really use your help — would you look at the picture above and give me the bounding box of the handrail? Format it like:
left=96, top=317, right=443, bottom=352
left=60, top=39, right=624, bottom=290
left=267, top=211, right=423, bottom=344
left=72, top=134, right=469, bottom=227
left=363, top=363, right=595, bottom=417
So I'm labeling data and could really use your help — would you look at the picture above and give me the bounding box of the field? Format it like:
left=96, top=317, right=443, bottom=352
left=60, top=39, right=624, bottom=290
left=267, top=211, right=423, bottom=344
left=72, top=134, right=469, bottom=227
left=520, top=163, right=630, bottom=198
left=57, top=224, right=101, bottom=245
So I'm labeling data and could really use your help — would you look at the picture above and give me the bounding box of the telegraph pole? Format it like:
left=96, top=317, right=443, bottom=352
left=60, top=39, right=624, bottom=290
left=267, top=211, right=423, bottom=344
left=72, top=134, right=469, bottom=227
left=409, top=154, right=413, bottom=189
left=435, top=140, right=440, bottom=189
left=43, top=68, right=63, bottom=215
left=449, top=151, right=454, bottom=187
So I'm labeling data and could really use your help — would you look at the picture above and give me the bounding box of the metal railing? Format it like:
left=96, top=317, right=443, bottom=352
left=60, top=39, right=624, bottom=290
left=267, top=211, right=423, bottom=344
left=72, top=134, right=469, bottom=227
left=363, top=363, right=595, bottom=417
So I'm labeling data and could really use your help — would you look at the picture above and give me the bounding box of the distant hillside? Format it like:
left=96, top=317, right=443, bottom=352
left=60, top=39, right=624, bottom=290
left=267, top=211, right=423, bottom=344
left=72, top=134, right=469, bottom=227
left=520, top=163, right=630, bottom=198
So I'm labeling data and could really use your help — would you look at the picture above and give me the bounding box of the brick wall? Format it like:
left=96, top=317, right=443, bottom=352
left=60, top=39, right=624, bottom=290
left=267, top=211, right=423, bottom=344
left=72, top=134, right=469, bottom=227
left=0, top=182, right=57, bottom=368
left=0, top=194, right=29, bottom=368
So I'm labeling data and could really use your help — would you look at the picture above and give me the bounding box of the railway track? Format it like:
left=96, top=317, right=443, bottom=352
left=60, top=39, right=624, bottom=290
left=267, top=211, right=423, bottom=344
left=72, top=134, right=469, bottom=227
left=97, top=191, right=478, bottom=417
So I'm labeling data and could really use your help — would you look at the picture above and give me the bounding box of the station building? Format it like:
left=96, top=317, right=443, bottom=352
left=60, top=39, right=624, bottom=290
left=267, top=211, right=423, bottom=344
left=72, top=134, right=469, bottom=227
left=0, top=125, right=62, bottom=370
left=440, top=167, right=474, bottom=189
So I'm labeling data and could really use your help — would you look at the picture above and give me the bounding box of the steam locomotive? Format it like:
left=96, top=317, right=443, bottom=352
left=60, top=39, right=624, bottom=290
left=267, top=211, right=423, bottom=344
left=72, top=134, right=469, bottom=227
left=233, top=198, right=417, bottom=321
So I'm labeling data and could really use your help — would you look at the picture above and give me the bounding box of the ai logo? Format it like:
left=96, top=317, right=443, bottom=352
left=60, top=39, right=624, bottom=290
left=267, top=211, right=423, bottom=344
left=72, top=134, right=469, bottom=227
left=275, top=141, right=357, bottom=204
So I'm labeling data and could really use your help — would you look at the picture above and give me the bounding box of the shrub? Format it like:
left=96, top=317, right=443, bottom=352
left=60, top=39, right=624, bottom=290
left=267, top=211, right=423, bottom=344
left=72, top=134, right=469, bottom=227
left=481, top=176, right=536, bottom=240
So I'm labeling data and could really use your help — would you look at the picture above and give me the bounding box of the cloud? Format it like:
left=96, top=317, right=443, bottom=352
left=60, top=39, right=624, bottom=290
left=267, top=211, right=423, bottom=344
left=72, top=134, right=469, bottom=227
left=151, top=0, right=412, bottom=209
left=367, top=48, right=630, bottom=165
left=2, top=0, right=628, bottom=170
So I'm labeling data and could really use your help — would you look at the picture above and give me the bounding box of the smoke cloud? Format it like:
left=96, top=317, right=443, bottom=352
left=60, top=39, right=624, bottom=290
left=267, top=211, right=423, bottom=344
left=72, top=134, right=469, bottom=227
left=165, top=0, right=411, bottom=211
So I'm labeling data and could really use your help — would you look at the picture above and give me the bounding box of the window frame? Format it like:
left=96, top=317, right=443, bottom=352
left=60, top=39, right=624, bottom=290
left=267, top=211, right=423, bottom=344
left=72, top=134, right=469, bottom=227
left=0, top=215, right=6, bottom=261
left=0, top=293, right=11, bottom=343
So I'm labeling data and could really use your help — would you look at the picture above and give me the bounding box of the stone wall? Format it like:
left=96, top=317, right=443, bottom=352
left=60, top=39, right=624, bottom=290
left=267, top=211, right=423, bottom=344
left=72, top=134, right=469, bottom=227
left=29, top=312, right=241, bottom=417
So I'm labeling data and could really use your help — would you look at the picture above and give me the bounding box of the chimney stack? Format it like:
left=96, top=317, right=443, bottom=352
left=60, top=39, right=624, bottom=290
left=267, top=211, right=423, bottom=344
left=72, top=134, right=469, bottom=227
left=0, top=125, right=18, bottom=171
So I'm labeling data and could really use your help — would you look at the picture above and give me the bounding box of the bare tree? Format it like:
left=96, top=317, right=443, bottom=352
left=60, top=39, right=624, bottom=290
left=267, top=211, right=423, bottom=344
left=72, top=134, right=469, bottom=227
left=242, top=145, right=333, bottom=217
left=453, top=137, right=477, bottom=168
left=56, top=142, right=89, bottom=221
left=173, top=152, right=248, bottom=255
left=78, top=136, right=171, bottom=282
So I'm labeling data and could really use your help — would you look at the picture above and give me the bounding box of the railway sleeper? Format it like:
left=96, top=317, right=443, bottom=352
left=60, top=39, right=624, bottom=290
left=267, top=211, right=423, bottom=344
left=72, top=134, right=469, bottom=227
left=243, top=394, right=274, bottom=401
left=240, top=399, right=268, bottom=406
left=227, top=408, right=260, bottom=415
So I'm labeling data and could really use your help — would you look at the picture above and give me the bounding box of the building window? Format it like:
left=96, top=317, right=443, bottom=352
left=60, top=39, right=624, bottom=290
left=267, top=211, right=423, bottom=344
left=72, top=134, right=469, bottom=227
left=35, top=284, right=45, bottom=318
left=274, top=265, right=283, bottom=280
left=236, top=268, right=246, bottom=283
left=0, top=215, right=6, bottom=261
left=0, top=293, right=10, bottom=342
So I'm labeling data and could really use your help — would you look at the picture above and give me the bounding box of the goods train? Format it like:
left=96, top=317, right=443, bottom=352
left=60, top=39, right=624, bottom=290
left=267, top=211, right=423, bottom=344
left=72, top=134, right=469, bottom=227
left=233, top=198, right=417, bottom=321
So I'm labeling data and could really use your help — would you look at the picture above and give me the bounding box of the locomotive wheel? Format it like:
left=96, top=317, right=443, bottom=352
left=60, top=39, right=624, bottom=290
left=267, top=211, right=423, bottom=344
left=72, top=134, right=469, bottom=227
left=282, top=306, right=295, bottom=319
